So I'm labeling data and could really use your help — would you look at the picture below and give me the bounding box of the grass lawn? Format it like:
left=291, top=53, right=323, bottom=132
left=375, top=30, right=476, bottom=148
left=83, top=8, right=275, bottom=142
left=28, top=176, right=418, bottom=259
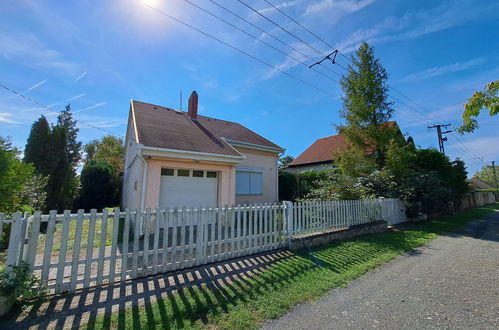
left=76, top=204, right=499, bottom=329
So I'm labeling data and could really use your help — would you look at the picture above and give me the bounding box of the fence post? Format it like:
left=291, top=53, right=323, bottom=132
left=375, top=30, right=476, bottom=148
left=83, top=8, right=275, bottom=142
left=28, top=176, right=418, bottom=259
left=283, top=201, right=294, bottom=247
left=6, top=212, right=24, bottom=266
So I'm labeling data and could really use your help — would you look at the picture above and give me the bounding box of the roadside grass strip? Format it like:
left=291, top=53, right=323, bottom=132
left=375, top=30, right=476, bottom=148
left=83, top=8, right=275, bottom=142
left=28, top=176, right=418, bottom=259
left=81, top=204, right=498, bottom=329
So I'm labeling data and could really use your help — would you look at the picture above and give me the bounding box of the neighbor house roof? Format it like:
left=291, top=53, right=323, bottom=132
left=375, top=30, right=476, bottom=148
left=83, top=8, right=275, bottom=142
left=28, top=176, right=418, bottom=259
left=467, top=177, right=495, bottom=190
left=131, top=100, right=283, bottom=157
left=288, top=121, right=398, bottom=167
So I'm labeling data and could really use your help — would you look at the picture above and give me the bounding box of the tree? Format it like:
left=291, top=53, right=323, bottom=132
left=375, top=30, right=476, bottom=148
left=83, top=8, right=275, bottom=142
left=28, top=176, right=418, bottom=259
left=84, top=135, right=124, bottom=174
left=24, top=116, right=53, bottom=175
left=458, top=80, right=498, bottom=133
left=0, top=137, right=41, bottom=213
left=56, top=105, right=81, bottom=205
left=79, top=161, right=116, bottom=211
left=278, top=155, right=294, bottom=169
left=474, top=165, right=497, bottom=187
left=45, top=125, right=71, bottom=211
left=337, top=41, right=397, bottom=170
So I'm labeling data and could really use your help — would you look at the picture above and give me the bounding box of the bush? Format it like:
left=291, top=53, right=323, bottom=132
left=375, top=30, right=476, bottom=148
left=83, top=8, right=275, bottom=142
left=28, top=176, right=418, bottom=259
left=0, top=262, right=45, bottom=302
left=278, top=170, right=329, bottom=201
left=79, top=161, right=118, bottom=211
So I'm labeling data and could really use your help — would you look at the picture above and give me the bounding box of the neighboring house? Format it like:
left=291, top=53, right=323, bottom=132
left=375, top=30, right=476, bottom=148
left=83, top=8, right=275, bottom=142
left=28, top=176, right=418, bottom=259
left=286, top=121, right=401, bottom=173
left=122, top=91, right=284, bottom=210
left=467, top=177, right=495, bottom=190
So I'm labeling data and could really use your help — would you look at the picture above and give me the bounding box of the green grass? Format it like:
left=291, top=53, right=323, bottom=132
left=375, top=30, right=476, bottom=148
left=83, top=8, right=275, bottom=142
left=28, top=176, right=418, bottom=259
left=83, top=204, right=498, bottom=329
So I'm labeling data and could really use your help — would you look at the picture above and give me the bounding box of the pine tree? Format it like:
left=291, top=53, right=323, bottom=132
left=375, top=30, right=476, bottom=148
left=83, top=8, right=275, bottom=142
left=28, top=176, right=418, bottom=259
left=45, top=125, right=70, bottom=210
left=57, top=104, right=82, bottom=170
left=24, top=116, right=53, bottom=175
left=337, top=42, right=397, bottom=171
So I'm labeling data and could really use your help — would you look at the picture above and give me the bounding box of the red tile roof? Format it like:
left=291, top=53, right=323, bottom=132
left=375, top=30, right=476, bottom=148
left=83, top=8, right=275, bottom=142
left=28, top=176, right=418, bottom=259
left=131, top=100, right=283, bottom=156
left=289, top=121, right=399, bottom=167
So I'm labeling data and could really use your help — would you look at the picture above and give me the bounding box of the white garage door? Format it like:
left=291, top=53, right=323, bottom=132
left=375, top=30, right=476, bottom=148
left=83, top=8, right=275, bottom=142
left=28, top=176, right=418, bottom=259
left=159, top=168, right=218, bottom=208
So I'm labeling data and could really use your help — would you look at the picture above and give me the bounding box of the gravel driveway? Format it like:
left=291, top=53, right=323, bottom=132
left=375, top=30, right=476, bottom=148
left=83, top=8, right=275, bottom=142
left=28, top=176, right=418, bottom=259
left=263, top=210, right=499, bottom=330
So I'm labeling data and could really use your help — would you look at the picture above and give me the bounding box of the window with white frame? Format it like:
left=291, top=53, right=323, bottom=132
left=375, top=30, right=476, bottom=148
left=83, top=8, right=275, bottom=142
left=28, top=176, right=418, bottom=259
left=236, top=167, right=263, bottom=195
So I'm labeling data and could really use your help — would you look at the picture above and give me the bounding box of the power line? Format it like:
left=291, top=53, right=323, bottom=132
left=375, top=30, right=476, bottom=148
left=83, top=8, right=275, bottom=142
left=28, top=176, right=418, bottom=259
left=0, top=83, right=128, bottom=140
left=236, top=0, right=324, bottom=56
left=206, top=0, right=343, bottom=80
left=135, top=0, right=336, bottom=98
left=183, top=0, right=340, bottom=85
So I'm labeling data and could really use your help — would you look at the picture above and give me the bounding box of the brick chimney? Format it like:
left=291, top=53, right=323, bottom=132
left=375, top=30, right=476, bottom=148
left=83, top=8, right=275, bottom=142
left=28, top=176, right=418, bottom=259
left=188, top=91, right=198, bottom=120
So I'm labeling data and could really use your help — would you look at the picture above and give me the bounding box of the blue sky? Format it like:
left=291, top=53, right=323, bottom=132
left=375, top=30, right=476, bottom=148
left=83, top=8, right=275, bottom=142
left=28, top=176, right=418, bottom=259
left=1, top=0, right=498, bottom=176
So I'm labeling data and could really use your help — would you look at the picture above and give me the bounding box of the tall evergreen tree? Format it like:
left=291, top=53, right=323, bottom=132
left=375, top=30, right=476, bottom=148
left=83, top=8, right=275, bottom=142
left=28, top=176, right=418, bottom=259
left=45, top=125, right=71, bottom=210
left=24, top=116, right=53, bottom=175
left=337, top=42, right=397, bottom=172
left=57, top=104, right=82, bottom=170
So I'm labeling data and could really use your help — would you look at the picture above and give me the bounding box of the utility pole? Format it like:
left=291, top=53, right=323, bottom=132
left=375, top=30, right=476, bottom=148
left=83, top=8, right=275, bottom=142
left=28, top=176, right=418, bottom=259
left=492, top=161, right=498, bottom=188
left=428, top=124, right=452, bottom=154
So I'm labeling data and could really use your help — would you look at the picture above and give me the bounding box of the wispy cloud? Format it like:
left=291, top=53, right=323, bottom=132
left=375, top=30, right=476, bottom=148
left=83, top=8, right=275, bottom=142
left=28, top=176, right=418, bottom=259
left=401, top=58, right=485, bottom=82
left=257, top=1, right=300, bottom=15
left=22, top=80, right=47, bottom=94
left=336, top=0, right=499, bottom=54
left=0, top=31, right=81, bottom=75
left=0, top=112, right=19, bottom=124
left=73, top=102, right=107, bottom=114
left=304, top=0, right=376, bottom=18
left=66, top=93, right=86, bottom=102
left=75, top=71, right=87, bottom=82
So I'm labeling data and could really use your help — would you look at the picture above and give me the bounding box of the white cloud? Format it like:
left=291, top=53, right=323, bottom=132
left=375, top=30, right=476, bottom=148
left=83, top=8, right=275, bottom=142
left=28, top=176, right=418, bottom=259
left=257, top=1, right=300, bottom=15
left=401, top=58, right=485, bottom=82
left=75, top=71, right=87, bottom=82
left=304, top=0, right=376, bottom=17
left=0, top=31, right=81, bottom=75
left=66, top=93, right=87, bottom=102
left=0, top=112, right=19, bottom=124
left=73, top=102, right=107, bottom=114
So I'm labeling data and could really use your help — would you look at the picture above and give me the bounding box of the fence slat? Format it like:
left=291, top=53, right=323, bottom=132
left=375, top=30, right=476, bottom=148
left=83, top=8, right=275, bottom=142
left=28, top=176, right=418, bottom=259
left=152, top=208, right=161, bottom=275
left=70, top=210, right=84, bottom=291
left=41, top=211, right=57, bottom=283
left=96, top=209, right=109, bottom=286
left=143, top=208, right=151, bottom=275
left=108, top=208, right=120, bottom=284
left=83, top=209, right=97, bottom=288
left=55, top=210, right=71, bottom=292
left=121, top=209, right=131, bottom=281
left=131, top=209, right=141, bottom=278
left=161, top=208, right=170, bottom=272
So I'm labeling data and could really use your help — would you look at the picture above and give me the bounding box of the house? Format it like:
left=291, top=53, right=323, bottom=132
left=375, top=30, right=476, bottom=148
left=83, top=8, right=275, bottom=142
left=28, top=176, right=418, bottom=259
left=286, top=121, right=401, bottom=173
left=122, top=91, right=284, bottom=210
left=467, top=177, right=495, bottom=190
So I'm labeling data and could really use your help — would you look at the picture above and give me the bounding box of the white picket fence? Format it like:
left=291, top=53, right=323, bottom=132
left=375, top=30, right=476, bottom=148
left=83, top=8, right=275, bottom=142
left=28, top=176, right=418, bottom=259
left=0, top=198, right=416, bottom=294
left=287, top=199, right=383, bottom=236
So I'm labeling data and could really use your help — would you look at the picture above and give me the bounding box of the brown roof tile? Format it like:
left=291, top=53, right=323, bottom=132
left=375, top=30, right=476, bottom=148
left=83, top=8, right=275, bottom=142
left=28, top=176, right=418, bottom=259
left=131, top=100, right=282, bottom=156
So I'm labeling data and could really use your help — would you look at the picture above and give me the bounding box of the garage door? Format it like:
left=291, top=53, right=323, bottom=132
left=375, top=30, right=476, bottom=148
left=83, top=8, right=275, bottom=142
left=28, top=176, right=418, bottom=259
left=159, top=168, right=218, bottom=208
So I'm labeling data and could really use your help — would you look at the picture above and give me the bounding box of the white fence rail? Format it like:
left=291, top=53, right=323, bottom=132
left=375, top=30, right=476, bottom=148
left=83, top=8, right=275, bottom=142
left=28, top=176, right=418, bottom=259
left=2, top=193, right=494, bottom=295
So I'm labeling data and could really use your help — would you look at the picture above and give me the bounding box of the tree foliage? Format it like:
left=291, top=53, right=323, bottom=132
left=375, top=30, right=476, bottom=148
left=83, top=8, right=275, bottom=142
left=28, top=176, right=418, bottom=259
left=278, top=155, right=295, bottom=169
left=84, top=135, right=124, bottom=174
left=24, top=106, right=81, bottom=211
left=337, top=41, right=398, bottom=169
left=0, top=137, right=46, bottom=214
left=79, top=161, right=117, bottom=211
left=458, top=80, right=498, bottom=133
left=474, top=165, right=498, bottom=187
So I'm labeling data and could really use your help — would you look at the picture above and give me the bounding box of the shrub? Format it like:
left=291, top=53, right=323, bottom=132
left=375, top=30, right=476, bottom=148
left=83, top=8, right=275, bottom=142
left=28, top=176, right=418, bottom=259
left=0, top=262, right=45, bottom=302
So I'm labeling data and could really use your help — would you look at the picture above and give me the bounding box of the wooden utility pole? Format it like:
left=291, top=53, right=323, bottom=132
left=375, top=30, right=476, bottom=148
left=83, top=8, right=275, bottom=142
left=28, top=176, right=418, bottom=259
left=428, top=124, right=452, bottom=154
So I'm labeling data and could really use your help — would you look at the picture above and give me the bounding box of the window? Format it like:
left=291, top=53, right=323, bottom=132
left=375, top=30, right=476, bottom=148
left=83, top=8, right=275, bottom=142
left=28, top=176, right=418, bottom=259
left=236, top=168, right=263, bottom=195
left=177, top=169, right=190, bottom=177
left=193, top=170, right=204, bottom=177
left=161, top=168, right=174, bottom=176
left=206, top=171, right=217, bottom=178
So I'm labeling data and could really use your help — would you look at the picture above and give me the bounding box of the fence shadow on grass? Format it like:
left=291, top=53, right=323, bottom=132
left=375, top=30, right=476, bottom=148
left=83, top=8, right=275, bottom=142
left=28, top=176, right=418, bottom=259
left=0, top=249, right=294, bottom=329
